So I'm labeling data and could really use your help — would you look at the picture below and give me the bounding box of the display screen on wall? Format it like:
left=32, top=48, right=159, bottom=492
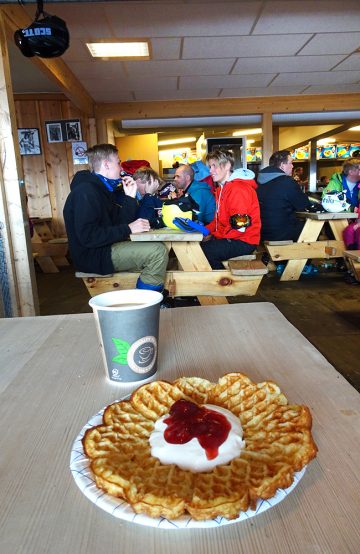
left=206, top=137, right=245, bottom=169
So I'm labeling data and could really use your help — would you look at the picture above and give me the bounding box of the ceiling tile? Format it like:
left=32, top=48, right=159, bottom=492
left=105, top=2, right=261, bottom=37
left=220, top=86, right=306, bottom=97
left=298, top=32, right=360, bottom=55
left=303, top=84, right=360, bottom=94
left=332, top=54, right=360, bottom=71
left=126, top=76, right=178, bottom=91
left=48, top=5, right=113, bottom=39
left=151, top=38, right=181, bottom=60
left=183, top=35, right=312, bottom=59
left=232, top=55, right=345, bottom=74
left=124, top=59, right=234, bottom=76
left=134, top=89, right=220, bottom=101
left=66, top=61, right=127, bottom=80
left=253, top=1, right=360, bottom=34
left=272, top=71, right=360, bottom=86
left=90, top=90, right=134, bottom=103
left=180, top=74, right=274, bottom=89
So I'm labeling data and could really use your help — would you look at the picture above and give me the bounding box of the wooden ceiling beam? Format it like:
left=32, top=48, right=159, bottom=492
left=289, top=122, right=359, bottom=151
left=96, top=93, right=360, bottom=120
left=2, top=5, right=94, bottom=116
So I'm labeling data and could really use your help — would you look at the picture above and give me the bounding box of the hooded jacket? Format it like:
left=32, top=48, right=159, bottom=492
left=63, top=170, right=138, bottom=274
left=206, top=168, right=260, bottom=244
left=256, top=166, right=310, bottom=241
left=322, top=172, right=360, bottom=211
left=187, top=179, right=216, bottom=224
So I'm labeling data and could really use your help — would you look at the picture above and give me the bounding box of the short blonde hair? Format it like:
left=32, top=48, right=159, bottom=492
left=133, top=167, right=164, bottom=187
left=342, top=159, right=360, bottom=175
left=86, top=144, right=118, bottom=172
left=206, top=149, right=235, bottom=171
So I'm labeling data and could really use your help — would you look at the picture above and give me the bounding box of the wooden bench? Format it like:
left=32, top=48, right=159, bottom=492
left=344, top=250, right=360, bottom=282
left=32, top=238, right=69, bottom=273
left=76, top=255, right=268, bottom=300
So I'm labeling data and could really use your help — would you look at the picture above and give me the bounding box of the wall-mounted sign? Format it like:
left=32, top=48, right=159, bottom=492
left=72, top=141, right=88, bottom=165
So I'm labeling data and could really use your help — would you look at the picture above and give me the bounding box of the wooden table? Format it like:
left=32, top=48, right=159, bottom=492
left=265, top=212, right=358, bottom=281
left=0, top=304, right=359, bottom=554
left=129, top=228, right=264, bottom=305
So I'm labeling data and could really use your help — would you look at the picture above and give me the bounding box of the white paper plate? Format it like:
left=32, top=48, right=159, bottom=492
left=70, top=404, right=306, bottom=529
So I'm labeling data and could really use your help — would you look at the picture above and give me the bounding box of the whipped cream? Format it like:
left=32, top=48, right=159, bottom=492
left=149, top=404, right=245, bottom=472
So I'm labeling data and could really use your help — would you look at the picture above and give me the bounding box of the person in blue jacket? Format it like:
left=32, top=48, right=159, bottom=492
left=63, top=144, right=168, bottom=292
left=174, top=164, right=215, bottom=224
left=133, top=166, right=165, bottom=229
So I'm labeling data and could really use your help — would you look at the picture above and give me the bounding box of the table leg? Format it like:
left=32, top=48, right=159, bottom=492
left=171, top=242, right=228, bottom=305
left=281, top=220, right=324, bottom=281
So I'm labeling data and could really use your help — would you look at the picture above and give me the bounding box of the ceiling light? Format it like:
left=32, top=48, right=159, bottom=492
left=317, top=138, right=335, bottom=145
left=349, top=125, right=360, bottom=131
left=233, top=128, right=262, bottom=137
left=86, top=41, right=149, bottom=58
left=247, top=139, right=255, bottom=144
left=158, top=137, right=196, bottom=146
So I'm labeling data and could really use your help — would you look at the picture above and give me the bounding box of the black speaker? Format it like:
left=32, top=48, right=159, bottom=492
left=14, top=14, right=69, bottom=59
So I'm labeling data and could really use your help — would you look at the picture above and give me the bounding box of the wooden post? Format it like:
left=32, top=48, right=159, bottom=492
left=261, top=112, right=273, bottom=168
left=0, top=12, right=38, bottom=316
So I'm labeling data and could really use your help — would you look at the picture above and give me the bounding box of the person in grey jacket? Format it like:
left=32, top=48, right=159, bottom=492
left=256, top=150, right=310, bottom=241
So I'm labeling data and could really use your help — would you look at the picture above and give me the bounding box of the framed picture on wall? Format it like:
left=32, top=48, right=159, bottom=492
left=18, top=128, right=41, bottom=155
left=65, top=120, right=82, bottom=141
left=46, top=122, right=63, bottom=143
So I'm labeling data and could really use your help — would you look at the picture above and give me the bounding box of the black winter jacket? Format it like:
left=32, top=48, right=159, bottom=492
left=256, top=167, right=310, bottom=241
left=63, top=170, right=138, bottom=274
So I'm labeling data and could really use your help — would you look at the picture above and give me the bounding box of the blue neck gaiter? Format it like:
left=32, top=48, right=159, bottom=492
left=95, top=173, right=122, bottom=192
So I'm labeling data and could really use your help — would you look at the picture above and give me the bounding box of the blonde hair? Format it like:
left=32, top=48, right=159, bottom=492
left=206, top=149, right=235, bottom=171
left=86, top=144, right=118, bottom=172
left=342, top=159, right=360, bottom=175
left=133, top=167, right=164, bottom=187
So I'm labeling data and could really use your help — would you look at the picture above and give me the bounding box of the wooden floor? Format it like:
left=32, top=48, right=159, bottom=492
left=35, top=265, right=360, bottom=393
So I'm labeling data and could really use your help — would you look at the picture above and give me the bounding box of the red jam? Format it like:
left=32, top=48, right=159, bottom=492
left=163, top=399, right=231, bottom=460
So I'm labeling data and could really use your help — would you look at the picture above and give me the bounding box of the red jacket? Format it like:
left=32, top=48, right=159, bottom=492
left=206, top=169, right=261, bottom=245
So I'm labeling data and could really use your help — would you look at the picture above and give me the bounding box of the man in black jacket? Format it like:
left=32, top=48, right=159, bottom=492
left=63, top=144, right=168, bottom=292
left=256, top=150, right=310, bottom=241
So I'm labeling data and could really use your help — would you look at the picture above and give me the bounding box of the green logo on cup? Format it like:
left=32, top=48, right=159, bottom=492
left=111, top=338, right=131, bottom=365
left=112, top=336, right=157, bottom=374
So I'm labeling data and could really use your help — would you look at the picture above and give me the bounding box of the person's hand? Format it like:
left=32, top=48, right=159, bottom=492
left=128, top=218, right=150, bottom=234
left=122, top=176, right=137, bottom=198
left=202, top=233, right=212, bottom=242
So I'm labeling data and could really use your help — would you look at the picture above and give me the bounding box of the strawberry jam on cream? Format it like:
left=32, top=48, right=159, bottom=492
left=149, top=401, right=245, bottom=472
left=164, top=399, right=231, bottom=460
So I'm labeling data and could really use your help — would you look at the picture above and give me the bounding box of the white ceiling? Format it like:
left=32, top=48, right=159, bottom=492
left=7, top=0, right=360, bottom=103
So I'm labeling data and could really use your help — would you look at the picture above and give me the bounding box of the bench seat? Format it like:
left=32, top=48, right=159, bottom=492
left=344, top=250, right=360, bottom=282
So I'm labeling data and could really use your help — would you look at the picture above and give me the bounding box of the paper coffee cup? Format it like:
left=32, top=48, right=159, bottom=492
left=89, top=289, right=163, bottom=385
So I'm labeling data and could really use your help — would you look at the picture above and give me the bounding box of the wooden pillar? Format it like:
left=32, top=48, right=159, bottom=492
left=0, top=12, right=38, bottom=316
left=261, top=112, right=273, bottom=168
left=88, top=117, right=97, bottom=147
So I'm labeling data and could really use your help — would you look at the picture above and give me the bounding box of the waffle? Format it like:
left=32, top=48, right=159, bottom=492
left=82, top=373, right=317, bottom=520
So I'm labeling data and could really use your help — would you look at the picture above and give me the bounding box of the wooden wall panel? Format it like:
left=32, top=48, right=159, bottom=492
left=15, top=99, right=51, bottom=218
left=15, top=96, right=93, bottom=238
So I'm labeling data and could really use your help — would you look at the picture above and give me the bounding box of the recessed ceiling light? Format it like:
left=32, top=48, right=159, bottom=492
left=86, top=41, right=149, bottom=58
left=158, top=137, right=196, bottom=146
left=317, top=138, right=336, bottom=144
left=233, top=128, right=262, bottom=137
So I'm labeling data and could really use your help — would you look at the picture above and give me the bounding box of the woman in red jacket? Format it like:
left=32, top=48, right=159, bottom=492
left=202, top=149, right=261, bottom=269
